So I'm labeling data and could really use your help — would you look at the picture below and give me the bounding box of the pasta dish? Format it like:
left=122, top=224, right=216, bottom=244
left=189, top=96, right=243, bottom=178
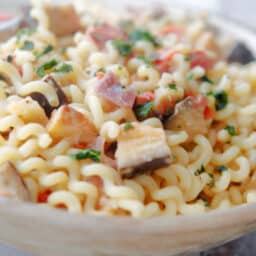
left=0, top=0, right=255, bottom=218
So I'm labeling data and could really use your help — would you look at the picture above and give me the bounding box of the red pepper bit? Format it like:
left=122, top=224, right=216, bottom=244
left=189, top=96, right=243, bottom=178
left=37, top=190, right=52, bottom=203
left=136, top=91, right=155, bottom=105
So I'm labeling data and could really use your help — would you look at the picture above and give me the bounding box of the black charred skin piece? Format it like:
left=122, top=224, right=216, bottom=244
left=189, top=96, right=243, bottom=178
left=29, top=92, right=53, bottom=118
left=122, top=157, right=170, bottom=179
left=228, top=42, right=255, bottom=65
left=29, top=75, right=68, bottom=118
left=44, top=75, right=68, bottom=106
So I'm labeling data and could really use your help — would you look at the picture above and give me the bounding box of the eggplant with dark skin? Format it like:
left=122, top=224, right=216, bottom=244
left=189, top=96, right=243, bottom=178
left=115, top=123, right=172, bottom=179
left=29, top=75, right=68, bottom=118
left=164, top=97, right=209, bottom=142
left=228, top=42, right=255, bottom=65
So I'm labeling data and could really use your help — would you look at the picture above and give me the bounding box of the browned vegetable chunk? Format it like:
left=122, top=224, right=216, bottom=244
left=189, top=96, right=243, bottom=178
left=0, top=162, right=30, bottom=201
left=8, top=97, right=48, bottom=125
left=47, top=105, right=98, bottom=145
left=115, top=123, right=171, bottom=178
left=45, top=2, right=81, bottom=37
left=165, top=97, right=208, bottom=140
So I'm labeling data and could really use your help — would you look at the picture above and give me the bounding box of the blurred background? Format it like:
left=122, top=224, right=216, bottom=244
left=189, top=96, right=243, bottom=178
left=0, top=0, right=255, bottom=255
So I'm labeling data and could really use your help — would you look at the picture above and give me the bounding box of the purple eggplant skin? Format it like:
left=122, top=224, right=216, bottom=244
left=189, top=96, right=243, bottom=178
left=228, top=42, right=255, bottom=65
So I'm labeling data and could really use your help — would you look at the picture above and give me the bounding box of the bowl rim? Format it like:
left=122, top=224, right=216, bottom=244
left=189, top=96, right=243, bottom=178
left=0, top=6, right=255, bottom=227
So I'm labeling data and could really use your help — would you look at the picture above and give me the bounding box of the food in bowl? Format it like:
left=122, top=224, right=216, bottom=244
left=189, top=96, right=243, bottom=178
left=0, top=0, right=255, bottom=218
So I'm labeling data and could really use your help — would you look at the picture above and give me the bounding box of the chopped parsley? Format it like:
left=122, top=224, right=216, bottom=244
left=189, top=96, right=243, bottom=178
left=217, top=166, right=228, bottom=173
left=187, top=73, right=194, bottom=81
left=7, top=55, right=13, bottom=63
left=194, top=165, right=205, bottom=176
left=214, top=91, right=228, bottom=111
left=168, top=83, right=177, bottom=90
left=21, top=40, right=34, bottom=51
left=184, top=56, right=191, bottom=62
left=136, top=55, right=152, bottom=66
left=135, top=101, right=153, bottom=118
left=54, top=63, right=73, bottom=73
left=129, top=30, right=160, bottom=46
left=36, top=59, right=58, bottom=77
left=225, top=125, right=236, bottom=136
left=16, top=28, right=36, bottom=42
left=36, top=45, right=54, bottom=59
left=112, top=40, right=133, bottom=56
left=201, top=75, right=214, bottom=84
left=124, top=122, right=133, bottom=131
left=71, top=149, right=101, bottom=162
left=207, top=173, right=215, bottom=188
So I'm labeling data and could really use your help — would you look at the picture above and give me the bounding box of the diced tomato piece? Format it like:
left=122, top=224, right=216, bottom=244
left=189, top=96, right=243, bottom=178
left=153, top=50, right=179, bottom=65
left=136, top=91, right=155, bottom=105
left=73, top=142, right=88, bottom=149
left=160, top=25, right=184, bottom=37
left=96, top=72, right=105, bottom=79
left=56, top=204, right=67, bottom=209
left=155, top=97, right=175, bottom=115
left=204, top=106, right=214, bottom=120
left=189, top=51, right=215, bottom=71
left=185, top=91, right=197, bottom=98
left=153, top=50, right=179, bottom=73
left=185, top=93, right=214, bottom=120
left=37, top=190, right=52, bottom=203
left=0, top=14, right=12, bottom=23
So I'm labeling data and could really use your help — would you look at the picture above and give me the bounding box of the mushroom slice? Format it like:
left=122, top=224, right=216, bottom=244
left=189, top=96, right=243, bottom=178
left=165, top=97, right=208, bottom=140
left=115, top=123, right=171, bottom=179
left=47, top=105, right=98, bottom=145
left=0, top=162, right=30, bottom=201
left=45, top=1, right=81, bottom=37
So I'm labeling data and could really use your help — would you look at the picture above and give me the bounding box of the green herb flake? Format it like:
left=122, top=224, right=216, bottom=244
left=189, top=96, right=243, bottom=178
left=124, top=122, right=133, bottom=131
left=214, top=90, right=228, bottom=111
left=194, top=165, right=205, bottom=176
left=217, top=166, right=228, bottom=173
left=16, top=28, right=36, bottom=42
left=207, top=173, right=215, bottom=188
left=36, top=59, right=58, bottom=78
left=168, top=83, right=177, bottom=90
left=136, top=55, right=152, bottom=66
left=71, top=149, right=101, bottom=162
left=135, top=101, right=154, bottom=118
left=54, top=63, right=73, bottom=74
left=187, top=73, right=194, bottom=81
left=21, top=40, right=34, bottom=51
left=7, top=55, right=13, bottom=63
left=207, top=91, right=215, bottom=97
left=184, top=56, right=190, bottom=62
left=225, top=125, right=236, bottom=136
left=129, top=30, right=160, bottom=47
left=36, top=45, right=54, bottom=59
left=112, top=40, right=133, bottom=57
left=201, top=75, right=214, bottom=84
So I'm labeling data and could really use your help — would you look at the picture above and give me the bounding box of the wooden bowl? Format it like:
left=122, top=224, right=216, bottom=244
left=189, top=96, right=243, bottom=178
left=0, top=1, right=256, bottom=256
